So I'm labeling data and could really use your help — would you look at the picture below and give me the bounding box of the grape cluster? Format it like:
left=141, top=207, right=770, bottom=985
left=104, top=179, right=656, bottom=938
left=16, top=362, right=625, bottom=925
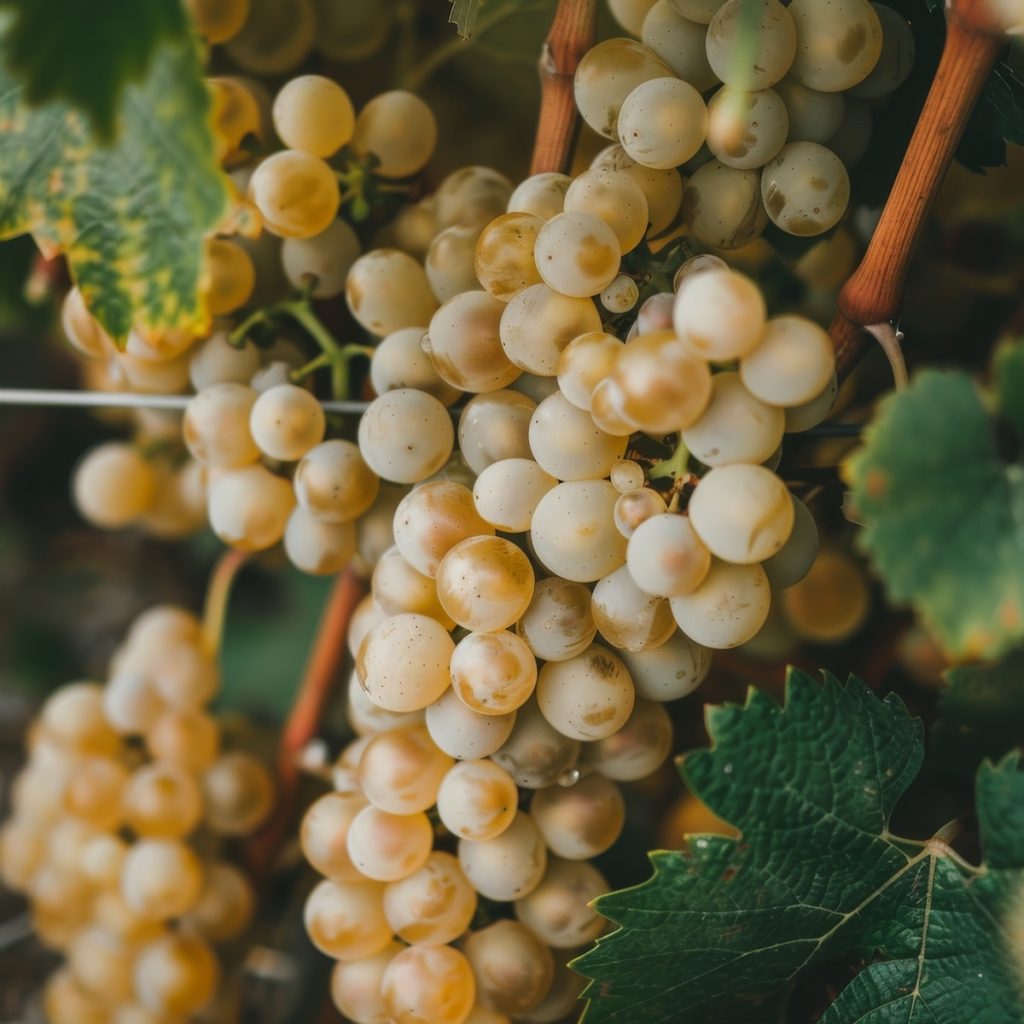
left=601, top=0, right=915, bottom=245
left=0, top=605, right=274, bottom=1023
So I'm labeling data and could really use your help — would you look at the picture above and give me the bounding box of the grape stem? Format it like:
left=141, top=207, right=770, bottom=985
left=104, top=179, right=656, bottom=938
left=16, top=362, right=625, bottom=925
left=530, top=0, right=597, bottom=174
left=246, top=567, right=368, bottom=880
left=201, top=548, right=250, bottom=659
left=230, top=296, right=364, bottom=400
left=648, top=437, right=690, bottom=483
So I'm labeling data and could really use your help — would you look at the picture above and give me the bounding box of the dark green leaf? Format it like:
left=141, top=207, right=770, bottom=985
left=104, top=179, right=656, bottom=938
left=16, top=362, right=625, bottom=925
left=933, top=648, right=1024, bottom=777
left=0, top=0, right=190, bottom=142
left=0, top=36, right=228, bottom=341
left=845, top=340, right=1024, bottom=660
left=575, top=670, right=1024, bottom=1023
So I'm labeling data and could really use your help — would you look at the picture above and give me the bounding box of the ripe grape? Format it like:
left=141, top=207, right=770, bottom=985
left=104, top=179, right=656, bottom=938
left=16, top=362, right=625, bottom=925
left=357, top=725, right=453, bottom=814
left=437, top=759, right=520, bottom=841
left=346, top=248, right=438, bottom=337
left=458, top=390, right=536, bottom=474
left=351, top=90, right=437, bottom=178
left=740, top=314, right=836, bottom=407
left=426, top=688, right=517, bottom=759
left=761, top=143, right=850, bottom=237
left=249, top=149, right=340, bottom=238
left=763, top=494, right=818, bottom=589
left=681, top=159, right=769, bottom=250
left=464, top=919, right=555, bottom=1015
left=72, top=443, right=156, bottom=528
left=674, top=268, right=766, bottom=360
left=281, top=218, right=361, bottom=298
left=706, top=0, right=796, bottom=89
left=272, top=75, right=355, bottom=157
left=294, top=439, right=380, bottom=524
left=123, top=762, right=202, bottom=838
left=250, top=383, right=326, bottom=461
left=303, top=878, right=392, bottom=960
left=300, top=792, right=368, bottom=883
left=774, top=76, right=845, bottom=143
left=670, top=559, right=771, bottom=648
left=182, top=861, right=254, bottom=941
left=450, top=630, right=538, bottom=715
left=564, top=167, right=649, bottom=252
left=641, top=1, right=717, bottom=89
left=614, top=487, right=668, bottom=538
left=202, top=752, right=274, bottom=835
left=507, top=172, right=571, bottom=221
left=458, top=810, right=548, bottom=900
left=706, top=86, right=788, bottom=170
left=529, top=392, right=627, bottom=481
left=591, top=144, right=683, bottom=234
left=472, top=458, right=558, bottom=533
left=474, top=212, right=545, bottom=300
left=531, top=771, right=625, bottom=858
left=203, top=238, right=255, bottom=315
left=381, top=945, right=477, bottom=1024
left=207, top=464, right=295, bottom=551
left=618, top=78, right=708, bottom=170
left=346, top=805, right=433, bottom=882
left=788, top=0, right=883, bottom=92
left=517, top=577, right=597, bottom=663
left=357, top=389, right=454, bottom=484
left=583, top=698, right=673, bottom=780
left=284, top=506, right=357, bottom=574
left=329, top=942, right=403, bottom=1024
left=533, top=210, right=621, bottom=298
left=591, top=563, right=676, bottom=652
left=225, top=0, right=314, bottom=73
left=426, top=224, right=482, bottom=303
left=515, top=858, right=608, bottom=948
left=120, top=839, right=203, bottom=922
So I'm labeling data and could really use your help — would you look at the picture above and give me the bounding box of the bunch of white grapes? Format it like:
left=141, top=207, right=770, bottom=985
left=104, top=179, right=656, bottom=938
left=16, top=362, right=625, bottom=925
left=0, top=604, right=275, bottom=1024
left=599, top=0, right=915, bottom=245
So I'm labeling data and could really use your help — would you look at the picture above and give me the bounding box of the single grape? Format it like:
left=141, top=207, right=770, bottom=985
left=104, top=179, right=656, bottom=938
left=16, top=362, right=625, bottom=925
left=472, top=458, right=558, bottom=533
left=272, top=74, right=354, bottom=157
left=474, top=212, right=545, bottom=300
left=609, top=0, right=659, bottom=33
left=590, top=144, right=683, bottom=234
left=515, top=858, right=608, bottom=948
left=739, top=314, right=836, bottom=406
left=564, top=167, right=649, bottom=253
left=225, top=0, right=314, bottom=73
left=781, top=548, right=870, bottom=643
left=533, top=211, right=621, bottom=298
left=72, top=443, right=156, bottom=528
left=294, top=439, right=380, bottom=523
left=301, top=791, right=368, bottom=883
left=383, top=850, right=477, bottom=945
left=425, top=224, right=482, bottom=303
left=507, top=172, right=571, bottom=221
left=303, top=878, right=392, bottom=960
left=761, top=143, right=850, bottom=237
left=436, top=536, right=535, bottom=633
left=249, top=382, right=325, bottom=461
left=464, top=919, right=555, bottom=1016
left=381, top=945, right=477, bottom=1024
left=706, top=86, right=788, bottom=170
left=120, top=839, right=203, bottom=922
left=207, top=464, right=296, bottom=551
left=618, top=77, right=708, bottom=170
left=601, top=274, right=640, bottom=313
left=437, top=759, right=519, bottom=841
left=458, top=811, right=548, bottom=901
left=673, top=267, right=766, bottom=360
left=499, top=283, right=602, bottom=376
left=788, top=0, right=883, bottom=92
left=357, top=389, right=454, bottom=484
left=346, top=248, right=438, bottom=337
left=182, top=861, right=254, bottom=942
left=426, top=688, right=517, bottom=759
left=529, top=392, right=628, bottom=482
left=774, top=76, right=845, bottom=142
left=592, top=563, right=676, bottom=652
left=123, top=761, right=202, bottom=838
left=435, top=166, right=516, bottom=230
left=351, top=90, right=437, bottom=178
left=670, top=559, right=771, bottom=648
left=641, top=1, right=717, bottom=89
left=451, top=630, right=538, bottom=716
left=329, top=942, right=403, bottom=1024
left=784, top=373, right=837, bottom=433
left=202, top=752, right=274, bottom=835
left=680, top=160, right=768, bottom=249
left=249, top=149, right=340, bottom=238
left=583, top=697, right=673, bottom=780
left=346, top=805, right=434, bottom=882
left=763, top=494, right=818, bottom=590
left=531, top=771, right=625, bottom=858
left=458, top=390, right=536, bottom=474
left=203, top=238, right=255, bottom=315
left=357, top=725, right=453, bottom=814
left=281, top=218, right=361, bottom=298
left=706, top=0, right=796, bottom=89
left=614, top=487, right=668, bottom=539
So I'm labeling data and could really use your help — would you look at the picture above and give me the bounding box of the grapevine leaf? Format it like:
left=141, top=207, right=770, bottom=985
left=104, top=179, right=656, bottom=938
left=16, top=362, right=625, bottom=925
left=933, top=648, right=1024, bottom=778
left=0, top=0, right=190, bottom=142
left=0, top=35, right=228, bottom=341
left=574, top=669, right=1024, bottom=1023
left=844, top=340, right=1024, bottom=660
left=449, top=0, right=482, bottom=37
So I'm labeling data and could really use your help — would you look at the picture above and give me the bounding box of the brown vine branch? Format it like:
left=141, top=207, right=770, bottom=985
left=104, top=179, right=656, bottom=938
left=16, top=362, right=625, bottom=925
left=246, top=567, right=368, bottom=879
left=530, top=0, right=597, bottom=175
left=830, top=0, right=1004, bottom=381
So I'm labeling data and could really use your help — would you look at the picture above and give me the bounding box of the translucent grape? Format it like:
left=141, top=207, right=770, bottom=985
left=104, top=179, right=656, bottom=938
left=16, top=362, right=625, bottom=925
left=761, top=143, right=850, bottom=237
left=533, top=210, right=621, bottom=299
left=346, top=249, right=438, bottom=337
left=785, top=373, right=837, bottom=433
left=294, top=439, right=380, bottom=524
left=301, top=791, right=368, bottom=882
left=358, top=725, right=453, bottom=814
left=472, top=458, right=558, bottom=533
left=515, top=858, right=608, bottom=948
left=381, top=945, right=477, bottom=1024
left=272, top=75, right=354, bottom=157
left=225, top=0, right=314, bottom=73
left=303, top=878, right=392, bottom=960
left=351, top=90, right=437, bottom=178
left=584, top=697, right=673, bottom=780
left=437, top=758, right=519, bottom=841
left=425, top=291, right=521, bottom=393
left=436, top=536, right=535, bottom=633
left=458, top=810, right=547, bottom=900
left=357, top=389, right=454, bottom=484
left=464, top=919, right=555, bottom=1015
left=591, top=144, right=683, bottom=234
left=249, top=149, right=340, bottom=238
left=573, top=38, right=674, bottom=138
left=72, top=443, right=156, bottom=528
left=618, top=77, right=708, bottom=170
left=774, top=76, right=845, bottom=143
left=673, top=268, right=766, bottom=360
left=203, top=238, right=255, bottom=315
left=670, top=559, right=771, bottom=648
left=346, top=805, right=433, bottom=882
left=450, top=630, right=538, bottom=716
left=426, top=224, right=482, bottom=303
left=516, top=579, right=595, bottom=664
left=763, top=494, right=818, bottom=589
left=592, top=563, right=676, bottom=652
left=611, top=331, right=709, bottom=435
left=706, top=0, right=796, bottom=89
left=706, top=86, right=788, bottom=170
left=507, top=172, right=571, bottom=221
left=781, top=548, right=870, bottom=643
left=458, top=390, right=536, bottom=474
left=426, top=688, right=517, bottom=759
left=680, top=159, right=768, bottom=249
left=641, top=1, right=717, bottom=88
left=182, top=861, right=254, bottom=941
left=499, top=283, right=602, bottom=376
left=788, top=0, right=883, bottom=92
left=529, top=392, right=628, bottom=482
left=120, top=839, right=203, bottom=922
left=435, top=166, right=515, bottom=230
left=183, top=383, right=259, bottom=469
left=207, top=464, right=295, bottom=551
left=281, top=218, right=361, bottom=298
left=614, top=487, right=668, bottom=538
left=474, top=212, right=545, bottom=300
left=531, top=771, right=625, bottom=858
left=372, top=546, right=453, bottom=627
left=739, top=314, right=836, bottom=406
left=202, top=752, right=274, bottom=835
left=531, top=480, right=626, bottom=583
left=383, top=851, right=477, bottom=946
left=329, top=942, right=403, bottom=1024
left=356, top=613, right=455, bottom=712
left=682, top=371, right=785, bottom=466
left=123, top=762, right=202, bottom=838
left=133, top=933, right=219, bottom=1016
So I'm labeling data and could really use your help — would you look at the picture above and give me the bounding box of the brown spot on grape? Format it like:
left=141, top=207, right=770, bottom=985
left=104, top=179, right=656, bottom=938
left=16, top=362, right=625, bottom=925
left=763, top=185, right=786, bottom=219
left=838, top=24, right=868, bottom=63
left=590, top=653, right=617, bottom=678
